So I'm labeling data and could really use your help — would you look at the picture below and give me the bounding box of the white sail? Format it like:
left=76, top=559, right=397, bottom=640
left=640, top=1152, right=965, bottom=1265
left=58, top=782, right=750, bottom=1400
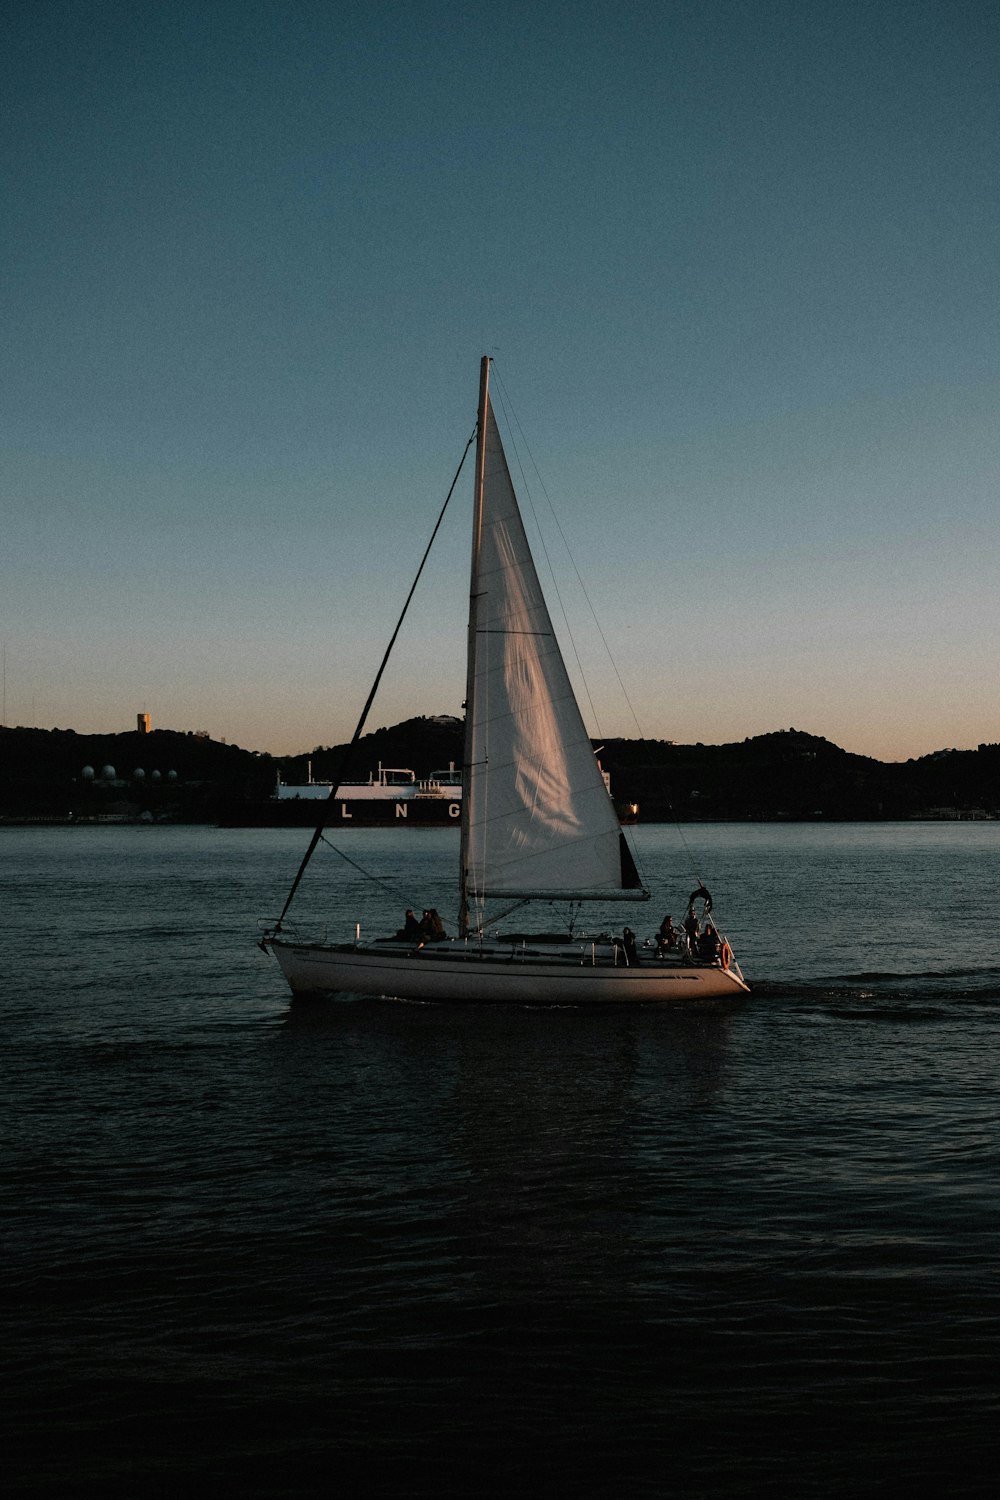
left=463, top=393, right=639, bottom=908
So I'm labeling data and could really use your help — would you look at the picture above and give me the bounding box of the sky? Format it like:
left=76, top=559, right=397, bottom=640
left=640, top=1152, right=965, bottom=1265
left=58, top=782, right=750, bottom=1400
left=2, top=0, right=997, bottom=762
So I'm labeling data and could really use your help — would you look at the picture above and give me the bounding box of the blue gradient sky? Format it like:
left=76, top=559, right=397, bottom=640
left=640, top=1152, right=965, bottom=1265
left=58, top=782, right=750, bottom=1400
left=2, top=0, right=997, bottom=759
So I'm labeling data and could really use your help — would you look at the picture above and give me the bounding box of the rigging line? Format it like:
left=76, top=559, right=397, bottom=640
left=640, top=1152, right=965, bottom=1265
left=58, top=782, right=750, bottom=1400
left=490, top=370, right=605, bottom=742
left=480, top=898, right=530, bottom=930
left=490, top=370, right=715, bottom=890
left=317, top=834, right=412, bottom=905
left=270, top=426, right=477, bottom=933
left=490, top=366, right=652, bottom=887
left=490, top=369, right=709, bottom=885
left=492, top=363, right=644, bottom=743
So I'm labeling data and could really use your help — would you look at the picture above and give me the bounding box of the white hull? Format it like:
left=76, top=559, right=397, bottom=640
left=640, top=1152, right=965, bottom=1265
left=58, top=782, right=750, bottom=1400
left=268, top=936, right=749, bottom=1004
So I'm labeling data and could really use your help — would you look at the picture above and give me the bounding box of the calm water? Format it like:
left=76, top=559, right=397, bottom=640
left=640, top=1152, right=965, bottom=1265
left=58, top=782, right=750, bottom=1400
left=3, top=823, right=999, bottom=1497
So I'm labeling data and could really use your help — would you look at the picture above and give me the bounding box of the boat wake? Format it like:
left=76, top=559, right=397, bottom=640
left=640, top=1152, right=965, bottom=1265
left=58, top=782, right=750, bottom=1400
left=752, top=965, right=1000, bottom=1012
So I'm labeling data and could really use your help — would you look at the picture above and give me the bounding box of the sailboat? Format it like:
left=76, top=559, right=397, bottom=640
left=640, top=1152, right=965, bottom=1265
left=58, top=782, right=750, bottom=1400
left=263, top=359, right=749, bottom=1003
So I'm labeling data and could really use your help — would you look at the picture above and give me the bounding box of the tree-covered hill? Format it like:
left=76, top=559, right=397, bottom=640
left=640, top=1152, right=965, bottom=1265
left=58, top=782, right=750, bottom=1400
left=2, top=719, right=998, bottom=822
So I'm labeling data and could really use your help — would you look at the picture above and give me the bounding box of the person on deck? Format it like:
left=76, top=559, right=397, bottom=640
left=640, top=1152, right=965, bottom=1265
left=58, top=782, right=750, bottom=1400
left=697, top=924, right=722, bottom=963
left=420, top=909, right=447, bottom=942
left=657, top=915, right=677, bottom=953
left=622, top=927, right=638, bottom=966
left=683, top=906, right=700, bottom=954
left=396, top=909, right=422, bottom=941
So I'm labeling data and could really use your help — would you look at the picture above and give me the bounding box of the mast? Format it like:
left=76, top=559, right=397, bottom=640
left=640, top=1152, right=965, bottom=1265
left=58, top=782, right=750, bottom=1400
left=459, top=355, right=491, bottom=937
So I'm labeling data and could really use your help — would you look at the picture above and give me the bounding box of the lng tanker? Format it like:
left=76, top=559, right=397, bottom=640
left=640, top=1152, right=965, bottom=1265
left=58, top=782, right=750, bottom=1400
left=271, top=762, right=462, bottom=826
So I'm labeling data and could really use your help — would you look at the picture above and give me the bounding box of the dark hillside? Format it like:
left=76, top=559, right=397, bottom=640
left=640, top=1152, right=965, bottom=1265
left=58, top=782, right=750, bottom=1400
left=0, top=727, right=273, bottom=821
left=2, top=720, right=998, bottom=823
left=597, top=731, right=1000, bottom=821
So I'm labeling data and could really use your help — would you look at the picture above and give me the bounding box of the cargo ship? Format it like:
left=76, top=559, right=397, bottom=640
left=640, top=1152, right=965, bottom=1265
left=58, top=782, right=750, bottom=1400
left=269, top=758, right=635, bottom=827
left=271, top=762, right=462, bottom=825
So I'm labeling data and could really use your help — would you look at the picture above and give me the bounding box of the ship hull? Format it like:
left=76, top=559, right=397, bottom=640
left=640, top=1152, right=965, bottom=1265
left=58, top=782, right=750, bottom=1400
left=237, top=797, right=462, bottom=827
left=267, top=936, right=749, bottom=1004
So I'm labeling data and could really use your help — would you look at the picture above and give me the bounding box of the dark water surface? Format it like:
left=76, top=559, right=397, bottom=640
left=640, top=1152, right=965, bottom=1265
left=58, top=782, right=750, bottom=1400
left=3, top=824, right=999, bottom=1496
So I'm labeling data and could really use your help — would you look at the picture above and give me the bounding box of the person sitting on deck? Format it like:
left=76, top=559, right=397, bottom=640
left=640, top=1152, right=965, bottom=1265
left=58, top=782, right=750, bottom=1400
left=419, top=909, right=447, bottom=942
left=697, top=924, right=722, bottom=963
left=396, top=909, right=422, bottom=941
left=656, top=914, right=677, bottom=953
left=622, top=927, right=638, bottom=966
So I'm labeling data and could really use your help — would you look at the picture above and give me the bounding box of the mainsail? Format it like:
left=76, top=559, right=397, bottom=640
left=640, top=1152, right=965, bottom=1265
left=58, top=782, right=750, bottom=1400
left=461, top=364, right=643, bottom=921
